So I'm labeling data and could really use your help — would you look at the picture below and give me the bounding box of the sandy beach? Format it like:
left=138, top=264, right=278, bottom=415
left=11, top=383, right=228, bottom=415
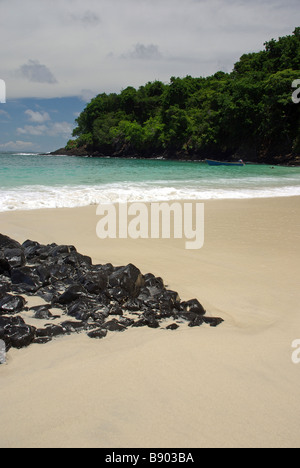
left=0, top=197, right=300, bottom=448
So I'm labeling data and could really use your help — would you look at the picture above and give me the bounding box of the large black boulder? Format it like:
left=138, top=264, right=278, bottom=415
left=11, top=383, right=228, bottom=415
left=0, top=234, right=22, bottom=250
left=36, top=325, right=65, bottom=338
left=78, top=271, right=107, bottom=295
left=35, top=262, right=75, bottom=285
left=63, top=251, right=92, bottom=268
left=3, top=248, right=26, bottom=269
left=0, top=294, right=26, bottom=315
left=50, top=244, right=76, bottom=258
left=107, top=286, right=128, bottom=302
left=11, top=266, right=42, bottom=293
left=22, top=239, right=41, bottom=260
left=4, top=323, right=36, bottom=349
left=67, top=299, right=94, bottom=321
left=56, top=284, right=88, bottom=305
left=109, top=264, right=145, bottom=298
left=181, top=299, right=206, bottom=316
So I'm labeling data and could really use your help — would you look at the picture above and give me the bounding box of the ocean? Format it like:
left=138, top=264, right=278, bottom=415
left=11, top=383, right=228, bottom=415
left=0, top=152, right=300, bottom=212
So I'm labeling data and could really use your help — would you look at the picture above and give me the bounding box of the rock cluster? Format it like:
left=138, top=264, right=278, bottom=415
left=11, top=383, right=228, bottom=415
left=0, top=233, right=223, bottom=359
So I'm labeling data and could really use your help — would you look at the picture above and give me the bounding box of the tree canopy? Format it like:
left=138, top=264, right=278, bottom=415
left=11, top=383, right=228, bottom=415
left=67, top=29, right=300, bottom=164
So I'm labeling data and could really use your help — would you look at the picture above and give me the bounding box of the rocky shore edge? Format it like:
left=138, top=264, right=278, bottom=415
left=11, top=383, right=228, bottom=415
left=49, top=147, right=300, bottom=167
left=0, top=234, right=223, bottom=361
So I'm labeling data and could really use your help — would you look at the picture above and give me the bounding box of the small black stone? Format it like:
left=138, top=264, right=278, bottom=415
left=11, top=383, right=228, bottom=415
left=87, top=328, right=107, bottom=339
left=166, top=323, right=179, bottom=330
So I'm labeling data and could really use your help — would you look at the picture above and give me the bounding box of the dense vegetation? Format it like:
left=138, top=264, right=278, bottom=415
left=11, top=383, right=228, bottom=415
left=65, top=28, right=300, bottom=164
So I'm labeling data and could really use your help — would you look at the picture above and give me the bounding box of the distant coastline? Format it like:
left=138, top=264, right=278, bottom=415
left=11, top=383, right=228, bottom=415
left=49, top=146, right=300, bottom=167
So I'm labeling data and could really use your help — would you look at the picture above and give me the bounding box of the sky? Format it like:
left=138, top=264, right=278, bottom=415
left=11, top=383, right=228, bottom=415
left=0, top=0, right=299, bottom=152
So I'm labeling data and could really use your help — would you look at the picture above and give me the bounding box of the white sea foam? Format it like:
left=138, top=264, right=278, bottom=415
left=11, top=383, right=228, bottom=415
left=14, top=153, right=40, bottom=156
left=0, top=183, right=300, bottom=212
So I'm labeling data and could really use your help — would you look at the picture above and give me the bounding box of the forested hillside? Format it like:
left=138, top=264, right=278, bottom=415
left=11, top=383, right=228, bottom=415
left=60, top=28, right=300, bottom=164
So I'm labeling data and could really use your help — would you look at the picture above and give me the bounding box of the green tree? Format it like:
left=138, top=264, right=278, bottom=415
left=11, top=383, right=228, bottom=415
left=69, top=29, right=300, bottom=163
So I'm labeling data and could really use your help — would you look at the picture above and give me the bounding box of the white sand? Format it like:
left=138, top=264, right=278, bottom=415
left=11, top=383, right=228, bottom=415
left=0, top=197, right=300, bottom=448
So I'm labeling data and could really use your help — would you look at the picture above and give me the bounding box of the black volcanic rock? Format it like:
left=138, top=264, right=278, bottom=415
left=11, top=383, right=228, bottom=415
left=166, top=323, right=180, bottom=330
left=1, top=315, right=36, bottom=349
left=78, top=271, right=108, bottom=294
left=0, top=254, right=10, bottom=276
left=103, top=319, right=127, bottom=332
left=60, top=320, right=85, bottom=333
left=36, top=325, right=65, bottom=338
left=0, top=294, right=26, bottom=315
left=181, top=299, right=206, bottom=316
left=87, top=328, right=107, bottom=340
left=11, top=266, right=42, bottom=293
left=3, top=248, right=26, bottom=269
left=188, top=316, right=205, bottom=327
left=0, top=233, right=224, bottom=364
left=0, top=234, right=22, bottom=250
left=6, top=324, right=36, bottom=349
left=0, top=275, right=12, bottom=295
left=203, top=317, right=224, bottom=327
left=109, top=264, right=145, bottom=298
left=56, top=284, right=88, bottom=305
left=32, top=306, right=53, bottom=320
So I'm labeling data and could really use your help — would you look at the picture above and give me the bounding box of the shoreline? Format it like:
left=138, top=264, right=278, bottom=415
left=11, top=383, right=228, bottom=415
left=0, top=197, right=300, bottom=447
left=49, top=148, right=300, bottom=167
left=1, top=192, right=300, bottom=215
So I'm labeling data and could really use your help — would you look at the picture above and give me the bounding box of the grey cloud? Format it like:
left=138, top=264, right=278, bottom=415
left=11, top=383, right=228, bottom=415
left=17, top=125, right=48, bottom=136
left=25, top=109, right=51, bottom=123
left=0, top=109, right=11, bottom=119
left=122, top=43, right=162, bottom=60
left=0, top=140, right=38, bottom=151
left=2, top=0, right=298, bottom=99
left=17, top=60, right=57, bottom=84
left=79, top=89, right=98, bottom=102
left=17, top=121, right=73, bottom=137
left=69, top=10, right=101, bottom=27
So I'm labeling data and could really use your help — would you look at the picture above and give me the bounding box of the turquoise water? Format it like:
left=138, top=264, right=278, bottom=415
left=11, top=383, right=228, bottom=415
left=0, top=152, right=300, bottom=211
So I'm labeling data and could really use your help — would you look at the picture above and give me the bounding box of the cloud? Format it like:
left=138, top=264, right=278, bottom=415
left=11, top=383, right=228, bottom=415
left=17, top=60, right=58, bottom=84
left=0, top=109, right=11, bottom=119
left=122, top=43, right=163, bottom=60
left=17, top=121, right=74, bottom=137
left=17, top=125, right=48, bottom=136
left=0, top=0, right=298, bottom=100
left=0, top=140, right=37, bottom=151
left=25, top=109, right=51, bottom=123
left=47, top=121, right=74, bottom=136
left=79, top=89, right=98, bottom=102
left=18, top=107, right=73, bottom=138
left=69, top=10, right=101, bottom=27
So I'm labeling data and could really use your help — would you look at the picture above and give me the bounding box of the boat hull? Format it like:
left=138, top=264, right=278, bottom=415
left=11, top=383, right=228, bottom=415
left=206, top=159, right=245, bottom=167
